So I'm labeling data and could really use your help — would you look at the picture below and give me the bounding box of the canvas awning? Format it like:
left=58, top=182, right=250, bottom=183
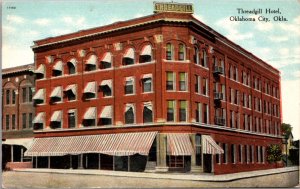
left=84, top=82, right=96, bottom=94
left=34, top=64, right=45, bottom=75
left=51, top=110, right=62, bottom=122
left=83, top=107, right=96, bottom=120
left=32, top=112, right=45, bottom=124
left=100, top=106, right=112, bottom=118
left=125, top=104, right=134, bottom=112
left=143, top=101, right=153, bottom=111
left=140, top=45, right=152, bottom=56
left=202, top=135, right=224, bottom=154
left=101, top=52, right=112, bottom=63
left=124, top=48, right=134, bottom=59
left=86, top=55, right=97, bottom=65
left=64, top=84, right=76, bottom=95
left=142, top=74, right=152, bottom=79
left=167, top=133, right=194, bottom=156
left=50, top=86, right=62, bottom=98
left=53, top=60, right=63, bottom=72
left=33, top=89, right=44, bottom=101
left=100, top=80, right=112, bottom=89
left=3, top=138, right=34, bottom=149
left=68, top=58, right=77, bottom=66
left=24, top=132, right=157, bottom=157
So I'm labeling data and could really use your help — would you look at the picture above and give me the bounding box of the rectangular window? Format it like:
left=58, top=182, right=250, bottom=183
left=231, top=144, right=236, bottom=164
left=195, top=75, right=199, bottom=93
left=201, top=50, right=207, bottom=67
left=223, top=143, right=227, bottom=164
left=22, top=87, right=27, bottom=103
left=29, top=87, right=33, bottom=102
left=6, top=90, right=10, bottom=105
left=195, top=102, right=202, bottom=123
left=125, top=104, right=135, bottom=124
left=12, top=114, right=16, bottom=130
left=179, top=100, right=187, bottom=122
left=195, top=135, right=202, bottom=166
left=125, top=77, right=134, bottom=95
left=167, top=100, right=175, bottom=122
left=12, top=90, right=16, bottom=104
left=203, top=103, right=208, bottom=124
left=68, top=110, right=76, bottom=128
left=142, top=78, right=152, bottom=93
left=29, top=113, right=33, bottom=128
left=166, top=72, right=175, bottom=91
left=238, top=145, right=242, bottom=163
left=22, top=113, right=27, bottom=129
left=256, top=146, right=260, bottom=163
left=6, top=115, right=10, bottom=130
left=251, top=146, right=254, bottom=163
left=179, top=73, right=187, bottom=91
left=202, top=78, right=207, bottom=95
left=216, top=142, right=221, bottom=164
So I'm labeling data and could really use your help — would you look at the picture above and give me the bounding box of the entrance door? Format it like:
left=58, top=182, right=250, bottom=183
left=203, top=154, right=212, bottom=173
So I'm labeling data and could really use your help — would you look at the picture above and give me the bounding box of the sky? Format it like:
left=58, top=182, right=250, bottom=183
left=2, top=0, right=300, bottom=139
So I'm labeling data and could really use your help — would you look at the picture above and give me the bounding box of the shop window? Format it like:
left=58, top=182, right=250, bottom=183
left=231, top=144, right=236, bottom=164
left=195, top=135, right=202, bottom=166
left=167, top=100, right=175, bottom=122
left=178, top=44, right=185, bottom=61
left=166, top=72, right=175, bottom=91
left=222, top=143, right=228, bottom=163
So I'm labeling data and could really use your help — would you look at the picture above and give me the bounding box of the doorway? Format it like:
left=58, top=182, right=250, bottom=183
left=203, top=154, right=212, bottom=173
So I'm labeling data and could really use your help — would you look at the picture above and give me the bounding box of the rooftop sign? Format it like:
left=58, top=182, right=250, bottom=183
left=153, top=2, right=194, bottom=14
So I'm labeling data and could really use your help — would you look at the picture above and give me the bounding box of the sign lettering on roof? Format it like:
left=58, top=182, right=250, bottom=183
left=153, top=2, right=194, bottom=14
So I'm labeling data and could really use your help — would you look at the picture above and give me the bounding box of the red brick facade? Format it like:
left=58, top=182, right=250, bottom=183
left=31, top=12, right=282, bottom=174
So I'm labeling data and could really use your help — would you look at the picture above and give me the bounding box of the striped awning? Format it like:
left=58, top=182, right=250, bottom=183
left=140, top=45, right=152, bottom=56
left=86, top=55, right=97, bottom=65
left=143, top=101, right=153, bottom=111
left=53, top=60, right=63, bottom=72
left=3, top=138, right=34, bottom=149
left=142, top=74, right=152, bottom=79
left=83, top=107, right=96, bottom=120
left=68, top=58, right=77, bottom=66
left=100, top=106, right=112, bottom=118
left=34, top=64, right=45, bottom=75
left=51, top=110, right=62, bottom=122
left=100, top=80, right=112, bottom=89
left=202, top=135, right=224, bottom=155
left=24, top=132, right=157, bottom=157
left=65, top=84, right=76, bottom=95
left=50, top=86, right=62, bottom=98
left=33, top=112, right=45, bottom=124
left=101, top=52, right=112, bottom=63
left=167, top=133, right=194, bottom=156
left=124, top=48, right=134, bottom=59
left=84, top=81, right=96, bottom=94
left=33, top=89, right=44, bottom=101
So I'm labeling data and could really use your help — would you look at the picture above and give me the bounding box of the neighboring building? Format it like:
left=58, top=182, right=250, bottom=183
left=283, top=132, right=294, bottom=156
left=25, top=3, right=282, bottom=174
left=2, top=64, right=35, bottom=170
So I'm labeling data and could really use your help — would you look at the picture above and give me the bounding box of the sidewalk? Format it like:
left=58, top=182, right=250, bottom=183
left=13, top=166, right=298, bottom=182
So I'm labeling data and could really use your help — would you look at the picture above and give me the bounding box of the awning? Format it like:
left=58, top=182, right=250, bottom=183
left=125, top=76, right=134, bottom=82
left=101, top=52, right=112, bottom=63
left=125, top=104, right=134, bottom=112
left=84, top=81, right=96, bottom=94
left=100, top=80, right=112, bottom=89
left=64, top=84, right=76, bottom=95
left=167, top=133, right=194, bottom=156
left=140, top=45, right=152, bottom=56
left=68, top=58, right=77, bottom=66
left=24, top=132, right=157, bottom=157
left=124, top=48, right=134, bottom=59
left=34, top=64, right=45, bottom=75
left=51, top=110, right=62, bottom=122
left=83, top=107, right=96, bottom=120
left=100, top=106, right=112, bottom=118
left=50, top=86, right=62, bottom=98
left=33, top=112, right=45, bottom=124
left=3, top=138, right=34, bottom=149
left=86, top=55, right=97, bottom=65
left=143, top=101, right=153, bottom=111
left=202, top=135, right=224, bottom=154
left=33, top=89, right=44, bottom=101
left=53, top=60, right=63, bottom=72
left=142, top=74, right=152, bottom=79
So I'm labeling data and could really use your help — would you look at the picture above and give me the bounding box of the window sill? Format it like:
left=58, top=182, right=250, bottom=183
left=124, top=94, right=135, bottom=96
left=163, top=59, right=190, bottom=63
left=142, top=91, right=153, bottom=94
left=194, top=64, right=209, bottom=70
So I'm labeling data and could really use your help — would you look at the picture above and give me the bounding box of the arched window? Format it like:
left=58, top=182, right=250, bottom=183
left=178, top=43, right=185, bottom=61
left=100, top=52, right=112, bottom=69
left=35, top=64, right=45, bottom=79
left=166, top=43, right=173, bottom=60
left=85, top=55, right=97, bottom=71
left=52, top=60, right=63, bottom=76
left=139, top=45, right=152, bottom=63
left=67, top=58, right=77, bottom=74
left=123, top=48, right=135, bottom=66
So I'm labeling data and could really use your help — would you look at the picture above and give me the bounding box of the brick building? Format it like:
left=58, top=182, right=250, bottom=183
left=25, top=6, right=282, bottom=174
left=2, top=64, right=35, bottom=169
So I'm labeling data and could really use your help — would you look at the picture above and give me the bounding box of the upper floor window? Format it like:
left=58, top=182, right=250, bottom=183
left=52, top=60, right=63, bottom=76
left=68, top=109, right=76, bottom=128
left=125, top=104, right=135, bottom=124
left=64, top=84, right=77, bottom=101
left=22, top=113, right=27, bottom=129
left=143, top=102, right=153, bottom=123
left=67, top=58, right=77, bottom=75
left=125, top=77, right=135, bottom=95
left=123, top=48, right=135, bottom=66
left=140, top=45, right=152, bottom=63
left=6, top=114, right=10, bottom=130
left=22, top=87, right=27, bottom=103
left=166, top=43, right=174, bottom=60
left=6, top=89, right=10, bottom=105
left=29, top=87, right=33, bottom=102
left=28, top=113, right=33, bottom=128
left=100, top=80, right=112, bottom=97
left=99, top=106, right=112, bottom=125
left=33, top=112, right=45, bottom=130
left=83, top=81, right=96, bottom=99
left=12, top=90, right=16, bottom=104
left=166, top=72, right=175, bottom=91
left=179, top=100, right=187, bottom=122
left=178, top=44, right=185, bottom=61
left=202, top=78, right=208, bottom=95
left=50, top=86, right=62, bottom=103
left=195, top=75, right=200, bottom=93
left=50, top=110, right=62, bottom=129
left=179, top=72, right=187, bottom=91
left=142, top=74, right=152, bottom=93
left=33, top=89, right=45, bottom=105
left=86, top=55, right=97, bottom=71
left=194, top=47, right=200, bottom=64
left=167, top=100, right=175, bottom=122
left=100, top=52, right=112, bottom=69
left=35, top=64, right=45, bottom=79
left=83, top=107, right=96, bottom=127
left=201, top=50, right=207, bottom=67
left=12, top=114, right=16, bottom=130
